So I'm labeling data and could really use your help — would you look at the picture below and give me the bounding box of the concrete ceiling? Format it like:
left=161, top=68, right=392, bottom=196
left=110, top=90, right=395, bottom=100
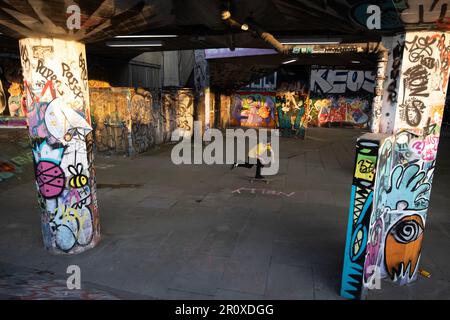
left=1, top=1, right=448, bottom=50
left=1, top=1, right=448, bottom=90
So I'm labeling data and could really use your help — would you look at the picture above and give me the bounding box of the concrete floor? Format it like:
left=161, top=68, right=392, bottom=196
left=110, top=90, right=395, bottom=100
left=0, top=127, right=449, bottom=300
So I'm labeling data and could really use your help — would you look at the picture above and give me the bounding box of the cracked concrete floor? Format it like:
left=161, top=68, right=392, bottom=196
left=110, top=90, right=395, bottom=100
left=0, top=127, right=449, bottom=300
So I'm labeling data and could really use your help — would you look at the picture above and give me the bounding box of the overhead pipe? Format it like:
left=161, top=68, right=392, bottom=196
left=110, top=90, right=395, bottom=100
left=221, top=10, right=388, bottom=133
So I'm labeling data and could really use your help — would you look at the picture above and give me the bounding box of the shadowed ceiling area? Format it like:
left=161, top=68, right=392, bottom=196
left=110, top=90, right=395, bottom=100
left=2, top=1, right=449, bottom=58
left=0, top=1, right=410, bottom=45
left=1, top=1, right=449, bottom=90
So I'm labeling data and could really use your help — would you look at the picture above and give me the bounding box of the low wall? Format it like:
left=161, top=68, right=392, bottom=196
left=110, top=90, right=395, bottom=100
left=89, top=85, right=194, bottom=155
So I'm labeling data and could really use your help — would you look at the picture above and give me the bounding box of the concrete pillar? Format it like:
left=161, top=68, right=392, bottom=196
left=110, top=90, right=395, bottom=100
left=342, top=30, right=450, bottom=298
left=20, top=38, right=100, bottom=254
left=193, top=50, right=210, bottom=138
left=163, top=51, right=181, bottom=87
left=370, top=50, right=388, bottom=133
left=340, top=133, right=388, bottom=299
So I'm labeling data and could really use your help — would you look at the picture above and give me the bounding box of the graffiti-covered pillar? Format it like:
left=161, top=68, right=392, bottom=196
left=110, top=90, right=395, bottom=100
left=20, top=38, right=100, bottom=254
left=193, top=50, right=211, bottom=138
left=342, top=30, right=450, bottom=299
left=364, top=30, right=450, bottom=287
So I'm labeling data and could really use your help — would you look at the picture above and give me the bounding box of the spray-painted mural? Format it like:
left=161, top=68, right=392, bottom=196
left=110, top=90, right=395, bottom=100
left=309, top=69, right=375, bottom=126
left=341, top=31, right=450, bottom=299
left=89, top=86, right=194, bottom=155
left=231, top=92, right=276, bottom=128
left=20, top=38, right=100, bottom=254
left=341, top=134, right=382, bottom=299
left=362, top=31, right=450, bottom=288
left=275, top=91, right=308, bottom=138
left=309, top=96, right=372, bottom=127
left=363, top=131, right=434, bottom=288
left=7, top=82, right=24, bottom=117
left=0, top=58, right=26, bottom=126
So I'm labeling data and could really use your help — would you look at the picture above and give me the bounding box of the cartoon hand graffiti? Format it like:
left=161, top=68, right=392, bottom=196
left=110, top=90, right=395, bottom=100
left=383, top=164, right=431, bottom=211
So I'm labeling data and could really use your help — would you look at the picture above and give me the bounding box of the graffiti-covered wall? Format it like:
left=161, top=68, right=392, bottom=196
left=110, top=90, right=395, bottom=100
left=309, top=69, right=375, bottom=127
left=0, top=57, right=27, bottom=127
left=161, top=89, right=194, bottom=141
left=275, top=67, right=310, bottom=138
left=89, top=86, right=194, bottom=155
left=90, top=86, right=132, bottom=154
left=230, top=92, right=277, bottom=128
left=275, top=91, right=308, bottom=139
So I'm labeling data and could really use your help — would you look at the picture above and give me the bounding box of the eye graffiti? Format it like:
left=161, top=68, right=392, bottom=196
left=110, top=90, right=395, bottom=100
left=391, top=218, right=424, bottom=244
left=385, top=215, right=424, bottom=280
left=68, top=164, right=88, bottom=188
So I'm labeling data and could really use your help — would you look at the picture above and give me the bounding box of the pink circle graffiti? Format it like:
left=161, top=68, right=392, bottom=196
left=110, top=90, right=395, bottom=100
left=36, top=161, right=65, bottom=198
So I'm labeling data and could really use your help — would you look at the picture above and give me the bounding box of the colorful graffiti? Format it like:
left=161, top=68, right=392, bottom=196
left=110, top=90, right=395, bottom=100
left=385, top=214, right=424, bottom=280
left=359, top=31, right=450, bottom=292
left=231, top=92, right=276, bottom=128
left=20, top=38, right=100, bottom=254
left=309, top=96, right=371, bottom=126
left=341, top=135, right=380, bottom=299
left=1, top=58, right=24, bottom=117
left=309, top=68, right=374, bottom=127
left=363, top=132, right=433, bottom=287
left=8, top=82, right=24, bottom=117
left=275, top=91, right=308, bottom=139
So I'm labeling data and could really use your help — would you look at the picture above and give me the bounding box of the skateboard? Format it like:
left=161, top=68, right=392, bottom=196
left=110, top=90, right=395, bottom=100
left=248, top=177, right=273, bottom=184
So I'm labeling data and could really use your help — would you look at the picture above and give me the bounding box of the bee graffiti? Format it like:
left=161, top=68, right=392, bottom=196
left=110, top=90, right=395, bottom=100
left=68, top=164, right=88, bottom=188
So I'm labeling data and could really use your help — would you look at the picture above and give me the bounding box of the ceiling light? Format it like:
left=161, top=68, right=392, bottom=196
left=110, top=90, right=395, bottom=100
left=114, top=35, right=177, bottom=38
left=241, top=24, right=249, bottom=31
left=279, top=38, right=342, bottom=45
left=282, top=59, right=297, bottom=65
left=106, top=41, right=162, bottom=47
left=221, top=10, right=231, bottom=20
left=107, top=44, right=163, bottom=47
left=281, top=41, right=341, bottom=45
